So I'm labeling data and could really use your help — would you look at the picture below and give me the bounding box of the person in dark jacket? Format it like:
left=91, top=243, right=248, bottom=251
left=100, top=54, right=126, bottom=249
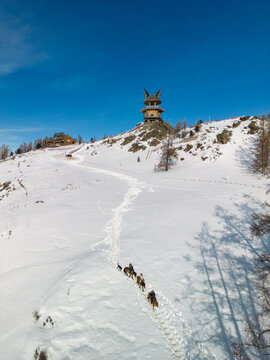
left=129, top=263, right=134, bottom=272
left=149, top=290, right=156, bottom=304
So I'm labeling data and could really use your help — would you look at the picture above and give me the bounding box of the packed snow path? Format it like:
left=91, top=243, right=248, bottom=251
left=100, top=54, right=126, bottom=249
left=68, top=149, right=214, bottom=360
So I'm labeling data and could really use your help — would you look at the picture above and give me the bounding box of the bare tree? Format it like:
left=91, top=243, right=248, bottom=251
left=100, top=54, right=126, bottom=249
left=28, top=141, right=32, bottom=152
left=42, top=136, right=48, bottom=148
left=252, top=115, right=270, bottom=175
left=78, top=134, right=83, bottom=144
left=157, top=131, right=178, bottom=171
left=20, top=142, right=28, bottom=153
left=175, top=119, right=183, bottom=132
left=0, top=144, right=10, bottom=160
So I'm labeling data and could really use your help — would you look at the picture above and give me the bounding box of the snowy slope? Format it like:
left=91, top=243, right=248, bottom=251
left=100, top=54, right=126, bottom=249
left=0, top=117, right=268, bottom=360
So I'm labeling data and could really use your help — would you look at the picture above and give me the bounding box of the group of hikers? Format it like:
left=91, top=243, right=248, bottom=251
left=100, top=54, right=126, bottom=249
left=117, top=262, right=158, bottom=309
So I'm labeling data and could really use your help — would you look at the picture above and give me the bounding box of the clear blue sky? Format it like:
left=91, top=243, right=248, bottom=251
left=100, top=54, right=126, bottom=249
left=0, top=0, right=269, bottom=149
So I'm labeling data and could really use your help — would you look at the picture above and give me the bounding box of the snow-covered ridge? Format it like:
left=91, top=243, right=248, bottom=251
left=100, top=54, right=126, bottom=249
left=89, top=115, right=260, bottom=164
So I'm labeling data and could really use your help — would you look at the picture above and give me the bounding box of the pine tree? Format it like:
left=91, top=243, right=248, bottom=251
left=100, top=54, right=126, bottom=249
left=34, top=137, right=43, bottom=149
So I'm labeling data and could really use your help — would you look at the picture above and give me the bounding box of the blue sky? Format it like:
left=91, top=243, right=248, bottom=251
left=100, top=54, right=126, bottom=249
left=0, top=0, right=269, bottom=149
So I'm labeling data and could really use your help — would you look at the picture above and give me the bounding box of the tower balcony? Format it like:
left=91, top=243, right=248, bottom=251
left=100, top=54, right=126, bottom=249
left=140, top=105, right=165, bottom=113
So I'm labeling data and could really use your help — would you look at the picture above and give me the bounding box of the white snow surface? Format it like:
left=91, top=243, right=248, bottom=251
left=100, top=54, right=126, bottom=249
left=0, top=117, right=269, bottom=359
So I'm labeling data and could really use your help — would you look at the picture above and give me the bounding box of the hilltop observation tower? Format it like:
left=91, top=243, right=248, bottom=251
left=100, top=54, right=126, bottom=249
left=141, top=88, right=164, bottom=122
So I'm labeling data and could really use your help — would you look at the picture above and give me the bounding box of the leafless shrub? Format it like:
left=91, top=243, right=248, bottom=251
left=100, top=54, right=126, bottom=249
left=0, top=181, right=11, bottom=192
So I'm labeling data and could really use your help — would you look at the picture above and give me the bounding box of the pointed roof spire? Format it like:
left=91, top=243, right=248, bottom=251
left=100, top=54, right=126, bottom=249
left=144, top=88, right=149, bottom=98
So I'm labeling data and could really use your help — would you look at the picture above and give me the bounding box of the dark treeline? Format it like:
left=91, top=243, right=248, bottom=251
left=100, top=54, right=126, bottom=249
left=0, top=137, right=52, bottom=159
left=15, top=137, right=48, bottom=155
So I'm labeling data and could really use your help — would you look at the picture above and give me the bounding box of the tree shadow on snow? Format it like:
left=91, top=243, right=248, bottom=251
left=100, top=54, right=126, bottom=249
left=235, top=141, right=256, bottom=175
left=182, top=200, right=269, bottom=359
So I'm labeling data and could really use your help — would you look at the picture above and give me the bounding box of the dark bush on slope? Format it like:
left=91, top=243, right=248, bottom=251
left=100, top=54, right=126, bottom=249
left=216, top=129, right=232, bottom=144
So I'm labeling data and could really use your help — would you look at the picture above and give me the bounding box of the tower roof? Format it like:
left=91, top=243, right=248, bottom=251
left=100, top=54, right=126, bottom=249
left=143, top=88, right=162, bottom=105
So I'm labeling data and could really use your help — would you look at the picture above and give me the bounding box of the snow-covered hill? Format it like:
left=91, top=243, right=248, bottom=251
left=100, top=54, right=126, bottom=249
left=0, top=117, right=268, bottom=360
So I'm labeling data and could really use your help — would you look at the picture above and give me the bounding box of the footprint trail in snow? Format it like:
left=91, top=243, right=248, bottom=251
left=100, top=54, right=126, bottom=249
left=91, top=164, right=215, bottom=360
left=137, top=285, right=215, bottom=360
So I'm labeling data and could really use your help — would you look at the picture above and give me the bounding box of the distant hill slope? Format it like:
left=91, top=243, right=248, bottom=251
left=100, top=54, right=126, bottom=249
left=87, top=115, right=260, bottom=167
